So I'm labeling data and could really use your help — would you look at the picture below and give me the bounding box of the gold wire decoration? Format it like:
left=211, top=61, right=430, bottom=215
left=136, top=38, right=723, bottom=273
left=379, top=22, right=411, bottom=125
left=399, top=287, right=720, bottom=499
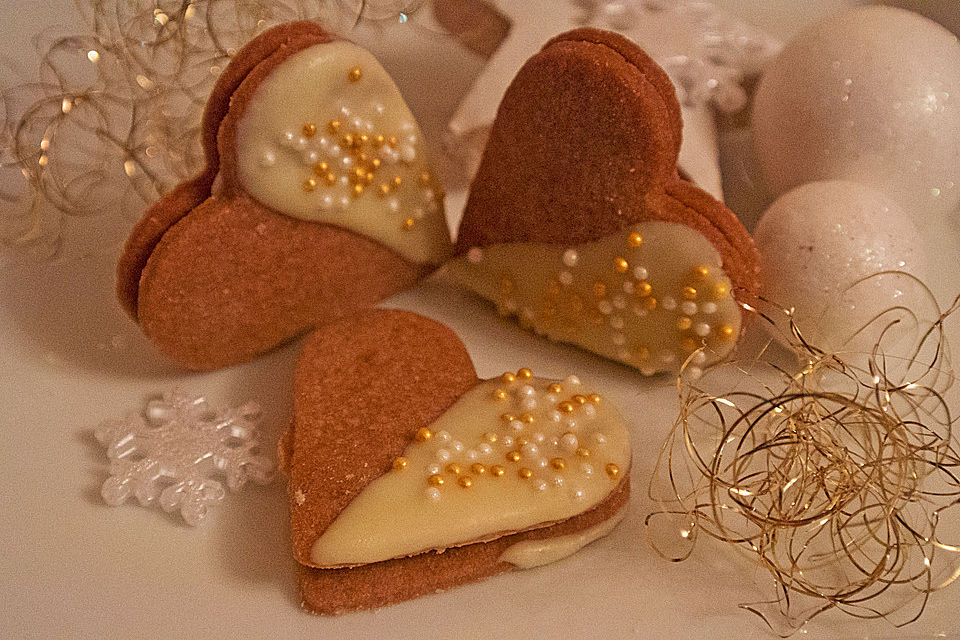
left=0, top=0, right=425, bottom=258
left=648, top=272, right=960, bottom=636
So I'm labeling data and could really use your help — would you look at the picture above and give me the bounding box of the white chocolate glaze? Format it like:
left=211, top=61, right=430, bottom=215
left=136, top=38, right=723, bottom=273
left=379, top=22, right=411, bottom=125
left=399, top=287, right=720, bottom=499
left=499, top=505, right=626, bottom=569
left=236, top=42, right=451, bottom=264
left=447, top=222, right=741, bottom=376
left=310, top=372, right=630, bottom=567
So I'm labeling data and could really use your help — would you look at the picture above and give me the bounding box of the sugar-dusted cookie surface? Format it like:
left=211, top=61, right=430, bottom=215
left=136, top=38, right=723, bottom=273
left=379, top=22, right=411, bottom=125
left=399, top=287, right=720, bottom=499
left=451, top=27, right=760, bottom=375
left=283, top=309, right=631, bottom=614
left=117, top=21, right=450, bottom=370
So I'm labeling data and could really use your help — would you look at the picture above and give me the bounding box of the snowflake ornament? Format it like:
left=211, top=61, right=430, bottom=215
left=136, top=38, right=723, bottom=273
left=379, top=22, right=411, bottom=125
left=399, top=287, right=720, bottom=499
left=95, top=390, right=275, bottom=525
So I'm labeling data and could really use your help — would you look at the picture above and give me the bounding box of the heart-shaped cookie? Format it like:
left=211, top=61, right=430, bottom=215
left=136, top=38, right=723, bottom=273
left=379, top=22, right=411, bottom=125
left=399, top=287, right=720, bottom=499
left=449, top=28, right=761, bottom=376
left=281, top=309, right=631, bottom=614
left=116, top=22, right=451, bottom=370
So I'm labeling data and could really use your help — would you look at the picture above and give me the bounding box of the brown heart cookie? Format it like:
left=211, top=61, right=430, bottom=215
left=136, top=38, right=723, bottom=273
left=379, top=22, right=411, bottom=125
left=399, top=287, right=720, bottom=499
left=449, top=28, right=761, bottom=377
left=117, top=21, right=451, bottom=370
left=282, top=309, right=631, bottom=614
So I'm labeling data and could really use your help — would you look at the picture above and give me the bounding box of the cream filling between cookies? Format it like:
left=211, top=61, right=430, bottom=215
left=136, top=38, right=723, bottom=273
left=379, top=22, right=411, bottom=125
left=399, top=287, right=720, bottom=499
left=498, top=505, right=626, bottom=569
left=446, top=222, right=742, bottom=377
left=310, top=375, right=631, bottom=567
left=235, top=41, right=451, bottom=265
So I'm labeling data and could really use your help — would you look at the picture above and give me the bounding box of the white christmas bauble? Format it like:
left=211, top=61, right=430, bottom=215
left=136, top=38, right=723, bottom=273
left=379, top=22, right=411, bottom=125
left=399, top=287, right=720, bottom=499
left=754, top=180, right=931, bottom=355
left=752, top=6, right=960, bottom=218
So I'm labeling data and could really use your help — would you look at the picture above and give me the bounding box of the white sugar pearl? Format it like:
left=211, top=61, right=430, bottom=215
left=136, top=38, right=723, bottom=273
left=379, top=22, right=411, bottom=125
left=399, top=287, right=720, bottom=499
left=622, top=280, right=635, bottom=294
left=509, top=419, right=524, bottom=432
left=533, top=432, right=545, bottom=443
left=502, top=435, right=514, bottom=447
left=633, top=266, right=648, bottom=280
left=548, top=410, right=562, bottom=423
left=351, top=117, right=363, bottom=129
left=659, top=351, right=676, bottom=364
left=518, top=385, right=535, bottom=397
left=598, top=300, right=613, bottom=315
left=613, top=295, right=626, bottom=310
left=538, top=457, right=549, bottom=468
left=692, top=351, right=707, bottom=365
left=339, top=196, right=351, bottom=209
left=261, top=150, right=276, bottom=167
left=426, top=463, right=440, bottom=474
left=375, top=103, right=386, bottom=114
left=436, top=430, right=451, bottom=443
left=701, top=302, right=717, bottom=314
left=339, top=106, right=350, bottom=116
left=422, top=188, right=435, bottom=201
left=282, top=130, right=295, bottom=142
left=478, top=443, right=493, bottom=456
left=303, top=150, right=319, bottom=164
left=582, top=463, right=594, bottom=476
left=339, top=175, right=349, bottom=185
left=329, top=144, right=341, bottom=156
left=582, top=403, right=596, bottom=418
left=536, top=480, right=548, bottom=491
left=594, top=433, right=607, bottom=444
left=559, top=270, right=574, bottom=286
left=564, top=417, right=577, bottom=430
left=451, top=441, right=464, bottom=453
left=561, top=433, right=578, bottom=451
left=662, top=296, right=677, bottom=311
left=436, top=449, right=450, bottom=462
left=680, top=301, right=698, bottom=316
left=425, top=487, right=441, bottom=501
left=640, top=365, right=656, bottom=376
left=574, top=489, right=586, bottom=499
left=612, top=333, right=626, bottom=346
left=320, top=195, right=334, bottom=210
left=549, top=437, right=560, bottom=447
left=294, top=137, right=308, bottom=150
left=562, top=249, right=579, bottom=267
left=521, top=396, right=537, bottom=411
left=318, top=136, right=330, bottom=148
left=401, top=121, right=414, bottom=132
left=465, top=449, right=478, bottom=460
left=695, top=323, right=711, bottom=337
left=566, top=375, right=581, bottom=386
left=388, top=198, right=400, bottom=212
left=522, top=442, right=539, bottom=457
left=407, top=134, right=418, bottom=145
left=553, top=474, right=564, bottom=487
left=686, top=367, right=703, bottom=380
left=467, top=247, right=484, bottom=263
left=617, top=348, right=630, bottom=360
left=341, top=156, right=354, bottom=168
left=632, top=304, right=648, bottom=317
left=400, top=145, right=416, bottom=162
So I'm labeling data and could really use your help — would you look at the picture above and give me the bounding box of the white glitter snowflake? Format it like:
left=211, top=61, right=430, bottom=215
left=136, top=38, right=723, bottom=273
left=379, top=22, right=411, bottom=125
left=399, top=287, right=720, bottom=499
left=95, top=390, right=274, bottom=525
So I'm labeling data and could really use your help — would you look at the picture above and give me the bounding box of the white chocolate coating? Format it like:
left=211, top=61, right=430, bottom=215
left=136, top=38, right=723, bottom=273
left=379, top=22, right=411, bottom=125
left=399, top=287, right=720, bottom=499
left=310, top=374, right=630, bottom=567
left=447, top=222, right=741, bottom=376
left=498, top=505, right=625, bottom=569
left=236, top=42, right=451, bottom=264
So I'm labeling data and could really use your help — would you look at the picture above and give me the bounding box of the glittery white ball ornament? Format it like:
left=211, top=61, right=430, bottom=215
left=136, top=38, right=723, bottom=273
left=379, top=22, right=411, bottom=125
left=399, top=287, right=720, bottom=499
left=752, top=6, right=960, bottom=217
left=754, top=180, right=929, bottom=354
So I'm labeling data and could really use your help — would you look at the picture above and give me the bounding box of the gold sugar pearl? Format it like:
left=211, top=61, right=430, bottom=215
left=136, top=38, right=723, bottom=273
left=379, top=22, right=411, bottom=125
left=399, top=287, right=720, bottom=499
left=501, top=372, right=516, bottom=384
left=682, top=286, right=698, bottom=300
left=572, top=394, right=588, bottom=405
left=327, top=120, right=341, bottom=134
left=718, top=324, right=735, bottom=340
left=446, top=463, right=462, bottom=475
left=493, top=388, right=507, bottom=400
left=558, top=401, right=575, bottom=413
left=388, top=135, right=399, bottom=147
left=521, top=413, right=535, bottom=424
left=378, top=184, right=391, bottom=197
left=576, top=447, right=591, bottom=458
left=606, top=463, right=620, bottom=479
left=365, top=172, right=375, bottom=184
left=302, top=122, right=317, bottom=138
left=506, top=450, right=521, bottom=463
left=302, top=177, right=317, bottom=192
left=491, top=465, right=506, bottom=477
left=693, top=265, right=710, bottom=280
left=500, top=413, right=515, bottom=423
left=393, top=176, right=403, bottom=188
left=373, top=134, right=386, bottom=148
left=414, top=427, right=433, bottom=443
left=517, top=368, right=533, bottom=379
left=427, top=473, right=444, bottom=487
left=635, top=346, right=651, bottom=361
left=392, top=456, right=407, bottom=471
left=589, top=394, right=602, bottom=404
left=550, top=457, right=567, bottom=471
left=352, top=184, right=365, bottom=198
left=613, top=257, right=629, bottom=273
left=636, top=281, right=652, bottom=297
left=485, top=433, right=498, bottom=443
left=548, top=383, right=563, bottom=394
left=418, top=172, right=431, bottom=186
left=677, top=317, right=692, bottom=331
left=471, top=463, right=486, bottom=475
left=516, top=437, right=528, bottom=447
left=348, top=66, right=363, bottom=82
left=360, top=134, right=369, bottom=144
left=627, top=231, right=643, bottom=248
left=518, top=467, right=533, bottom=480
left=713, top=282, right=730, bottom=299
left=324, top=172, right=337, bottom=186
left=371, top=158, right=382, bottom=168
left=642, top=297, right=658, bottom=311
left=458, top=476, right=473, bottom=489
left=312, top=161, right=329, bottom=176
left=680, top=338, right=697, bottom=353
left=401, top=218, right=415, bottom=231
